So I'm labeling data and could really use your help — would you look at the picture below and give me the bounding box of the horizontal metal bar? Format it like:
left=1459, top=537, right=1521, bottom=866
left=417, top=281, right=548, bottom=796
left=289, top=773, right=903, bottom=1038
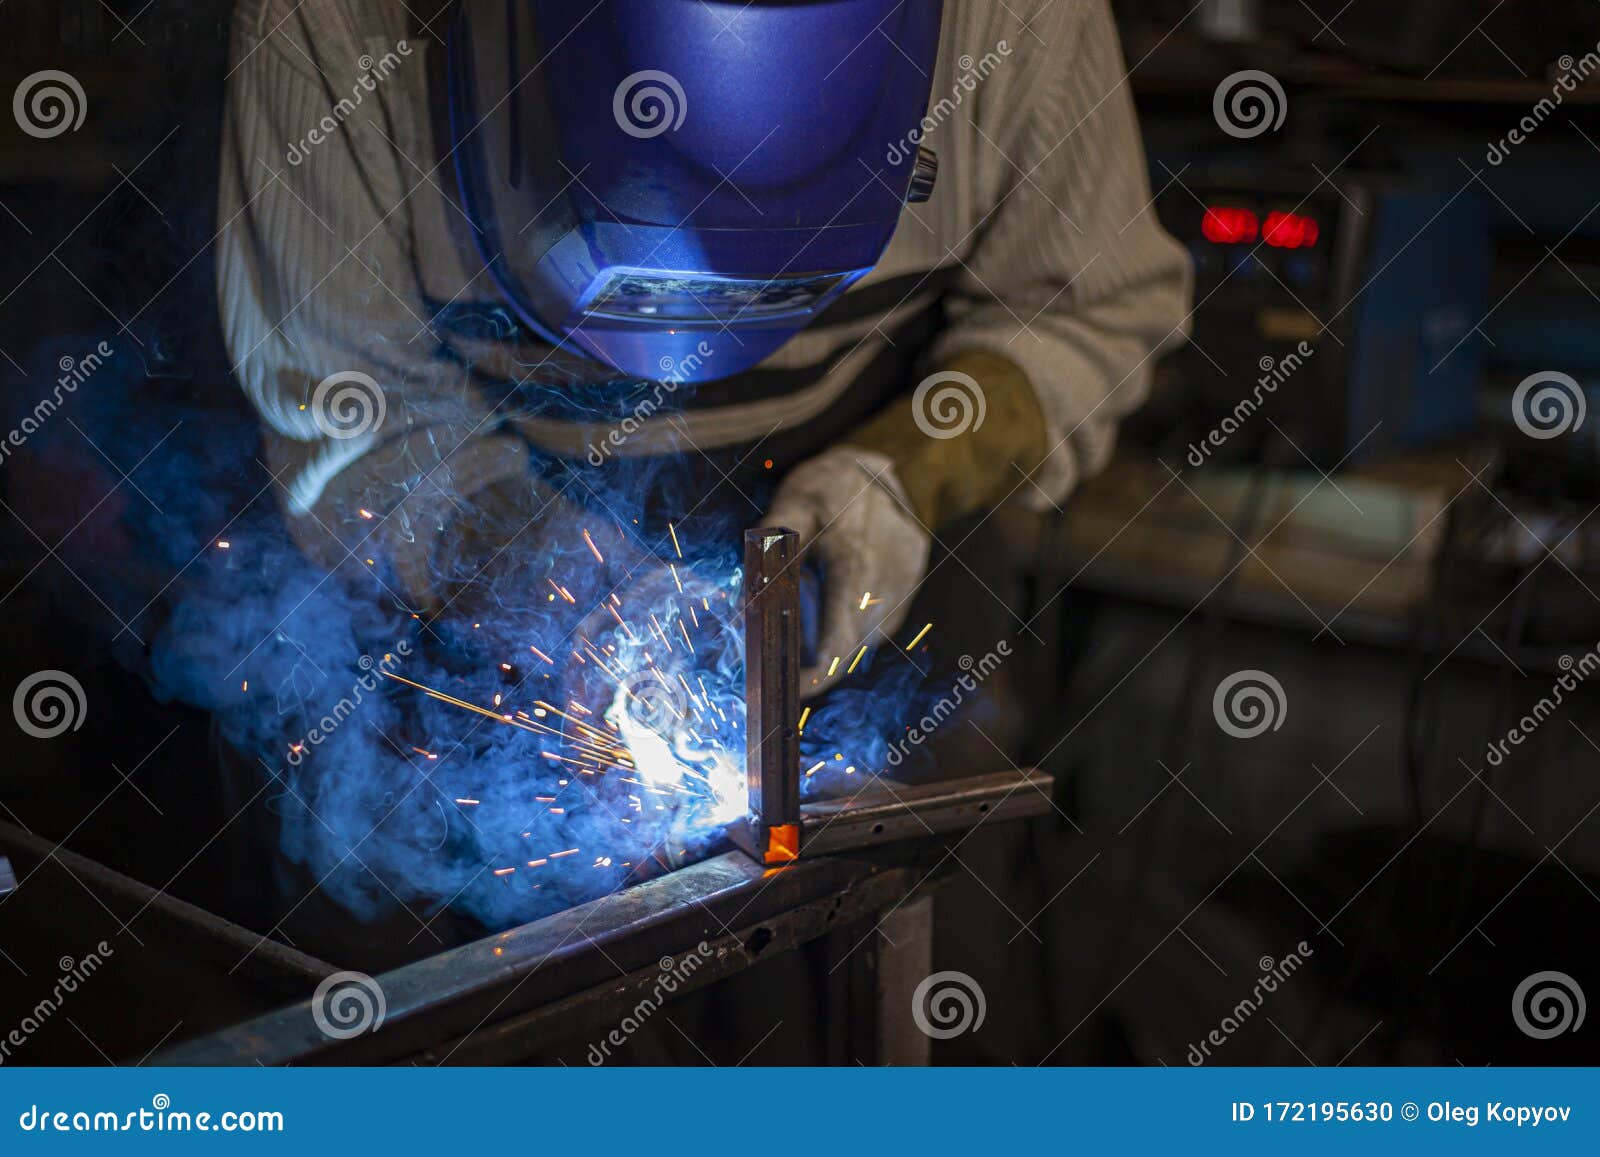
left=798, top=769, right=1054, bottom=857
left=405, top=860, right=920, bottom=1065
left=0, top=818, right=337, bottom=993
left=159, top=850, right=926, bottom=1066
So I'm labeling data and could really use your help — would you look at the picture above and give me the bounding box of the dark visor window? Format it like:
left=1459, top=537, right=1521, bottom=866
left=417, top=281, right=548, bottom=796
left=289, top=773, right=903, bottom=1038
left=584, top=271, right=849, bottom=323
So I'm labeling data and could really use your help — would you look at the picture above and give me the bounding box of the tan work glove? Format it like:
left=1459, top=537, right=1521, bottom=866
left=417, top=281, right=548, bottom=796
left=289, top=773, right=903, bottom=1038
left=765, top=351, right=1048, bottom=698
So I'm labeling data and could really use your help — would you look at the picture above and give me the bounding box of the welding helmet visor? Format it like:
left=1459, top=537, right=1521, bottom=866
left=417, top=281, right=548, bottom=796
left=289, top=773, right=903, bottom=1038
left=448, top=0, right=946, bottom=383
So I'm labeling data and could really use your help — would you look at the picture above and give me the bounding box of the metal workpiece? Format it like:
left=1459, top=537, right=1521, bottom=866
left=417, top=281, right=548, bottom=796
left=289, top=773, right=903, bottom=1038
left=799, top=769, right=1055, bottom=857
left=159, top=849, right=930, bottom=1066
left=152, top=533, right=1048, bottom=1064
left=731, top=526, right=1053, bottom=864
left=0, top=819, right=335, bottom=994
left=734, top=527, right=802, bottom=865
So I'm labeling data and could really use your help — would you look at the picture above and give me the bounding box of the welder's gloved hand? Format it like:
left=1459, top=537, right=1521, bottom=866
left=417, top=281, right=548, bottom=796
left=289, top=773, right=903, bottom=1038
left=765, top=447, right=931, bottom=699
left=765, top=350, right=1048, bottom=699
left=848, top=350, right=1050, bottom=534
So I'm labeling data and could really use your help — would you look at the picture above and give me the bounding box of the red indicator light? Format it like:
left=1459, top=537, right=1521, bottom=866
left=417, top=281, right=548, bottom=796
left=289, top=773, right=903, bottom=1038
left=1202, top=206, right=1259, bottom=245
left=1263, top=211, right=1320, bottom=250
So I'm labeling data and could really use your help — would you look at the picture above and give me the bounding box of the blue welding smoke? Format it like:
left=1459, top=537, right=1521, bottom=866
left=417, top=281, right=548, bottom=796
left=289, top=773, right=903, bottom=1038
left=14, top=334, right=940, bottom=933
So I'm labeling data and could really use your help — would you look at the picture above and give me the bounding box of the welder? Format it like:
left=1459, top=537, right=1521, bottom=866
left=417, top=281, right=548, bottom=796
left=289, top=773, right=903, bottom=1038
left=216, top=0, right=1192, bottom=701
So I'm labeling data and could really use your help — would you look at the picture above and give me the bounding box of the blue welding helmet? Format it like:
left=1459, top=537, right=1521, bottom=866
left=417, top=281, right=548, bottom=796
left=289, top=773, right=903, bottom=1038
left=448, top=0, right=946, bottom=383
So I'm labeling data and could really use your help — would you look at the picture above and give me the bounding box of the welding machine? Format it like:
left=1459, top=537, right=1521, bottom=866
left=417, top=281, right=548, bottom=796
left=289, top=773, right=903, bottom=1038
left=448, top=0, right=946, bottom=383
left=1148, top=167, right=1492, bottom=468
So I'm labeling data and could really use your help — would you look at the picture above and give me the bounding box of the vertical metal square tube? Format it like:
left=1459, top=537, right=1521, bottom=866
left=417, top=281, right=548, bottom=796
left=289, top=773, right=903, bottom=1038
left=742, top=528, right=801, bottom=861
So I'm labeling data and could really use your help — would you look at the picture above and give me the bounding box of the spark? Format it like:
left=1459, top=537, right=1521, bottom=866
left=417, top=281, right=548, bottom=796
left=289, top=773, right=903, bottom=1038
left=582, top=528, right=605, bottom=563
left=798, top=706, right=812, bottom=734
left=456, top=798, right=480, bottom=806
left=846, top=645, right=868, bottom=675
left=669, top=523, right=683, bottom=558
left=906, top=622, right=933, bottom=650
